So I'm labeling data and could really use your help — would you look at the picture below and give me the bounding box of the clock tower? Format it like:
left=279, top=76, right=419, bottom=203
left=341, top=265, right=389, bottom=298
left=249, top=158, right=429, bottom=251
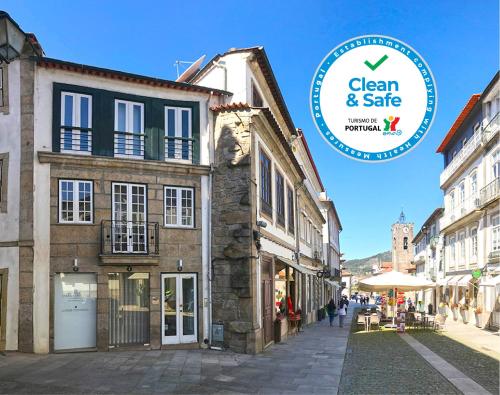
left=391, top=210, right=414, bottom=273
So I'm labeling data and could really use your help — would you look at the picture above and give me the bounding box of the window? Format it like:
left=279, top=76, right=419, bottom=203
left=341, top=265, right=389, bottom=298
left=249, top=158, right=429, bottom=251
left=450, top=236, right=456, bottom=264
left=252, top=81, right=263, bottom=107
left=165, top=107, right=192, bottom=161
left=164, top=186, right=194, bottom=228
left=61, top=92, right=92, bottom=154
left=462, top=137, right=467, bottom=147
left=470, top=171, right=477, bottom=196
left=0, top=64, right=8, bottom=112
left=493, top=150, right=500, bottom=180
left=492, top=214, right=500, bottom=252
left=307, top=220, right=312, bottom=245
left=287, top=185, right=294, bottom=235
left=0, top=153, right=7, bottom=213
left=458, top=232, right=465, bottom=265
left=259, top=149, right=272, bottom=216
left=59, top=180, right=93, bottom=223
left=114, top=100, right=144, bottom=158
left=403, top=237, right=408, bottom=250
left=275, top=171, right=285, bottom=227
left=449, top=190, right=455, bottom=209
left=300, top=212, right=306, bottom=240
left=471, top=228, right=478, bottom=259
left=458, top=182, right=465, bottom=206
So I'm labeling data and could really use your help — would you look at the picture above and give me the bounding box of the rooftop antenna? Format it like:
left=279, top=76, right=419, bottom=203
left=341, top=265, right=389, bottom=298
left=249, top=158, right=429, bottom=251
left=174, top=55, right=206, bottom=82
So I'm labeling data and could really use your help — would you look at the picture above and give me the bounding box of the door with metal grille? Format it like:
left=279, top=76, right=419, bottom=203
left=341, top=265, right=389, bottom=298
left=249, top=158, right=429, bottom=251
left=108, top=273, right=150, bottom=347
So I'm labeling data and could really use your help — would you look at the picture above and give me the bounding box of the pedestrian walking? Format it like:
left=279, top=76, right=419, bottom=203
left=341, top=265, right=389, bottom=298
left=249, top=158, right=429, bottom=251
left=327, top=298, right=337, bottom=327
left=338, top=298, right=347, bottom=327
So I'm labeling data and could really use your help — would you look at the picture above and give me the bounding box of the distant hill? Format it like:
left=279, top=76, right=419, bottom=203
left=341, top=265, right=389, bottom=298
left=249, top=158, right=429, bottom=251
left=344, top=251, right=392, bottom=276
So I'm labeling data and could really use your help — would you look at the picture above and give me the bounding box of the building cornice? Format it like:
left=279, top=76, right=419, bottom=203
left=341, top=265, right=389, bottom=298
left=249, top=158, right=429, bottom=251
left=38, top=152, right=211, bottom=176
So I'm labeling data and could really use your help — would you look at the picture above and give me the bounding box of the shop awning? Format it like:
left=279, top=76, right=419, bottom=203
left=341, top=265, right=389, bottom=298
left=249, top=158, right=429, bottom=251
left=480, top=276, right=500, bottom=287
left=274, top=256, right=317, bottom=276
left=325, top=279, right=339, bottom=288
left=457, top=274, right=472, bottom=286
left=436, top=278, right=449, bottom=286
left=447, top=275, right=464, bottom=286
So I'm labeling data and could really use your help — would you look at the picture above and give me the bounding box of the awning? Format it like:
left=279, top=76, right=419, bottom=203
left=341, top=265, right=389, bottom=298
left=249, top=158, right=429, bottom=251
left=447, top=275, right=464, bottom=286
left=457, top=274, right=472, bottom=286
left=274, top=256, right=316, bottom=276
left=325, top=279, right=339, bottom=288
left=436, top=278, right=449, bottom=286
left=480, top=276, right=500, bottom=287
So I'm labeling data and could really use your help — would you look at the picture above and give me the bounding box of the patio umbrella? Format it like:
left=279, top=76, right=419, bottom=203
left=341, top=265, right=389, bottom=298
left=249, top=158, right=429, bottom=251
left=357, top=271, right=434, bottom=328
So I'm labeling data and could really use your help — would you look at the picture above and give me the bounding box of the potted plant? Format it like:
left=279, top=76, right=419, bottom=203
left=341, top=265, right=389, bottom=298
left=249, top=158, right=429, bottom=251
left=473, top=306, right=483, bottom=327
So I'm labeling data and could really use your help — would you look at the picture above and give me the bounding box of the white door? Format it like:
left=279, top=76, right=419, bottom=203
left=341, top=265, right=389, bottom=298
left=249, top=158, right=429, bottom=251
left=54, top=273, right=97, bottom=351
left=112, top=183, right=147, bottom=253
left=161, top=273, right=197, bottom=344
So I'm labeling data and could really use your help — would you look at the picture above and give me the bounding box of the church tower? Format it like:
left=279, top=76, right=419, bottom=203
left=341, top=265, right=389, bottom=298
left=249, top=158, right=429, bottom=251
left=391, top=210, right=414, bottom=273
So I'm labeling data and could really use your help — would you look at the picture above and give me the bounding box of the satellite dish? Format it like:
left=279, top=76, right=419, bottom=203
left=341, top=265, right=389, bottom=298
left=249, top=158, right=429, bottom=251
left=176, top=55, right=206, bottom=83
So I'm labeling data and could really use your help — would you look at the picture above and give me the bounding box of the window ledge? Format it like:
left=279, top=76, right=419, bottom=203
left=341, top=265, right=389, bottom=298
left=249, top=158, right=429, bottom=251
left=99, top=254, right=160, bottom=266
left=38, top=152, right=210, bottom=176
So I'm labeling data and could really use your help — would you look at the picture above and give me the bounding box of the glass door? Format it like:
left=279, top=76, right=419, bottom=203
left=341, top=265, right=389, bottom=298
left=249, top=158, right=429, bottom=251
left=161, top=273, right=197, bottom=344
left=112, top=183, right=146, bottom=253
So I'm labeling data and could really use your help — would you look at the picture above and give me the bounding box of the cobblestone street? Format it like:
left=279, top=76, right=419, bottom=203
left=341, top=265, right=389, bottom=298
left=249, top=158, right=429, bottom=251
left=0, top=305, right=498, bottom=394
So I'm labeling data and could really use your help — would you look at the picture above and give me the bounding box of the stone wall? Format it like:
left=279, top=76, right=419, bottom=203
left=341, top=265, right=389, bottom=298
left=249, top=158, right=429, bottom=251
left=211, top=110, right=260, bottom=353
left=46, top=156, right=206, bottom=351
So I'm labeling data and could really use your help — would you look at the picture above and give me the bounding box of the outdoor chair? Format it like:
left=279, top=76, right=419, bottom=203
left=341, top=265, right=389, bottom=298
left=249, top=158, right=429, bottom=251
left=370, top=313, right=380, bottom=330
left=357, top=314, right=365, bottom=329
left=433, top=314, right=447, bottom=331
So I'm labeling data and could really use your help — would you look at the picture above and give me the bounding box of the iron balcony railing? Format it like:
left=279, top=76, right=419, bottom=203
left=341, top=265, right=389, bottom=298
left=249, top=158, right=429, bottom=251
left=114, top=131, right=145, bottom=158
left=480, top=177, right=499, bottom=207
left=440, top=112, right=499, bottom=187
left=482, top=112, right=499, bottom=145
left=60, top=127, right=92, bottom=154
left=164, top=136, right=194, bottom=162
left=441, top=193, right=480, bottom=229
left=101, top=220, right=159, bottom=255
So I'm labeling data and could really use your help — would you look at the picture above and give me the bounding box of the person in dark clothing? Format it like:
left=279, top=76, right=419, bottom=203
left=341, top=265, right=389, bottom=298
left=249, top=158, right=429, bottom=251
left=327, top=299, right=337, bottom=326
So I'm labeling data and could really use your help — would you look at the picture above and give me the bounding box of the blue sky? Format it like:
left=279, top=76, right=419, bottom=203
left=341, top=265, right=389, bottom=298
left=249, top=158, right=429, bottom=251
left=4, top=1, right=498, bottom=259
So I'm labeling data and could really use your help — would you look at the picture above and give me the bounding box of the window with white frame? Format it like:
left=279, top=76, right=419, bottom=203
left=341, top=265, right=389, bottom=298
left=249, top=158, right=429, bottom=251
left=449, top=236, right=456, bottom=264
left=458, top=181, right=465, bottom=207
left=165, top=106, right=192, bottom=161
left=114, top=100, right=144, bottom=158
left=164, top=186, right=194, bottom=228
left=458, top=232, right=465, bottom=265
left=470, top=227, right=478, bottom=260
left=59, top=180, right=93, bottom=223
left=61, top=92, right=92, bottom=154
left=492, top=214, right=499, bottom=252
left=470, top=171, right=477, bottom=197
left=449, top=190, right=455, bottom=210
left=493, top=150, right=500, bottom=180
left=300, top=212, right=306, bottom=241
left=0, top=64, right=8, bottom=112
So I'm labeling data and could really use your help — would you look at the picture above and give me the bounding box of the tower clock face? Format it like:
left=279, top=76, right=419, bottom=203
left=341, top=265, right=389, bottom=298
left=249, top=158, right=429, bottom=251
left=403, top=226, right=409, bottom=234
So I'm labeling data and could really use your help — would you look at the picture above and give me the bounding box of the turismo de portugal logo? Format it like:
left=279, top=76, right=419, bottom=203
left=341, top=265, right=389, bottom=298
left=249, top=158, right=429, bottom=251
left=310, top=35, right=437, bottom=162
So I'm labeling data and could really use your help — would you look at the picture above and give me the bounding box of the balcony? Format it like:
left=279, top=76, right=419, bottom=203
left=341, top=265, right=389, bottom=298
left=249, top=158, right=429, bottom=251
left=114, top=132, right=145, bottom=159
left=440, top=130, right=482, bottom=187
left=489, top=250, right=500, bottom=264
left=441, top=193, right=480, bottom=230
left=440, top=112, right=499, bottom=188
left=164, top=136, right=194, bottom=163
left=480, top=178, right=499, bottom=207
left=482, top=112, right=499, bottom=146
left=100, top=220, right=159, bottom=265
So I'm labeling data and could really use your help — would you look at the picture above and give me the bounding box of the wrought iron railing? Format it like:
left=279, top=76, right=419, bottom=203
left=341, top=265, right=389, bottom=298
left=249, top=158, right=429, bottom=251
left=60, top=127, right=92, bottom=153
left=482, top=112, right=499, bottom=144
left=101, top=220, right=159, bottom=255
left=114, top=132, right=145, bottom=158
left=480, top=178, right=499, bottom=207
left=164, top=136, right=194, bottom=162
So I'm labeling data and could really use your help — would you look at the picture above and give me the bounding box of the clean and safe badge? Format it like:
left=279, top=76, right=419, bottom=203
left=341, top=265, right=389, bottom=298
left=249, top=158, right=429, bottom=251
left=310, top=35, right=437, bottom=162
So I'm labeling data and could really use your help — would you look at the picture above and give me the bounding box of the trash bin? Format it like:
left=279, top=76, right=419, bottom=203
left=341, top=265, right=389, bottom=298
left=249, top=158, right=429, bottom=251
left=274, top=319, right=282, bottom=343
